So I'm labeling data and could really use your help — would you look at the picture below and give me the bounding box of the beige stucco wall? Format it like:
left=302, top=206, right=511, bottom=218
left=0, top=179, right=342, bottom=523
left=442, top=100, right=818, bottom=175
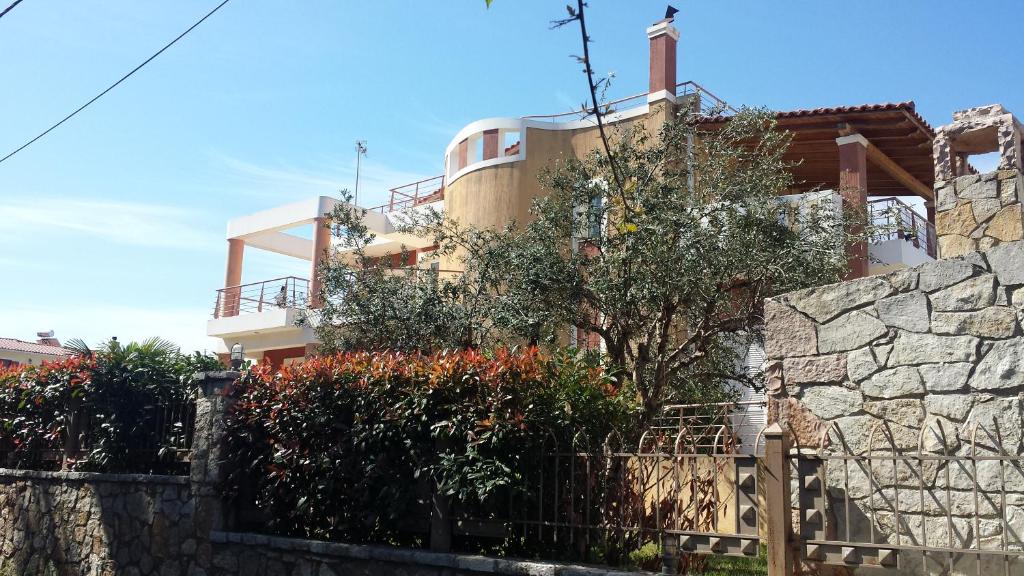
left=441, top=104, right=669, bottom=271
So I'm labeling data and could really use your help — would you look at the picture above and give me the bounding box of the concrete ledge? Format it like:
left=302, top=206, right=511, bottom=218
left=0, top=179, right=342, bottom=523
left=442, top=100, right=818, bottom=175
left=210, top=531, right=653, bottom=576
left=0, top=468, right=189, bottom=485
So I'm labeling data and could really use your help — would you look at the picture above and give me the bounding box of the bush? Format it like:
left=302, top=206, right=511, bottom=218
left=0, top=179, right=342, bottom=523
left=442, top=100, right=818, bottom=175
left=0, top=338, right=221, bottom=473
left=221, top=347, right=635, bottom=543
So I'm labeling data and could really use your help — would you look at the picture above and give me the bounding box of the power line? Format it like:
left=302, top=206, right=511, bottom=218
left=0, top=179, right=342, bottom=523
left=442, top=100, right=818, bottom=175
left=0, top=0, right=231, bottom=166
left=0, top=0, right=24, bottom=20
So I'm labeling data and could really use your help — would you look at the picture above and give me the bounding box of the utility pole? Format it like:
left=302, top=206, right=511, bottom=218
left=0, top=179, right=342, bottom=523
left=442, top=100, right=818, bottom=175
left=354, top=140, right=367, bottom=206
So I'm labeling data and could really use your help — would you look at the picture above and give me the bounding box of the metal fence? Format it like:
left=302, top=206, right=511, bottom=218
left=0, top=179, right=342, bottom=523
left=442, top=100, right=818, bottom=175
left=0, top=399, right=197, bottom=475
left=424, top=405, right=1024, bottom=575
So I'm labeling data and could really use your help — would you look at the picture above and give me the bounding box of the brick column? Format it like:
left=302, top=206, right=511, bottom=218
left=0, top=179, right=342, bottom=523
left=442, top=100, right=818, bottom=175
left=837, top=134, right=869, bottom=279
left=309, top=217, right=331, bottom=308
left=223, top=238, right=244, bottom=317
left=647, top=20, right=678, bottom=100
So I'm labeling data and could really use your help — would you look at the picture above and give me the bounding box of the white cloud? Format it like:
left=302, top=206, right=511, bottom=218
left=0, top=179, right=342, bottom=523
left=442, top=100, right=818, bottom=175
left=3, top=303, right=221, bottom=354
left=210, top=153, right=436, bottom=208
left=0, top=197, right=219, bottom=251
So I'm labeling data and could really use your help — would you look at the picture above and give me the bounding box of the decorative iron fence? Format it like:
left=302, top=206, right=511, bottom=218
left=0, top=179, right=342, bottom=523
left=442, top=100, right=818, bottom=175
left=0, top=399, right=197, bottom=475
left=420, top=407, right=1024, bottom=574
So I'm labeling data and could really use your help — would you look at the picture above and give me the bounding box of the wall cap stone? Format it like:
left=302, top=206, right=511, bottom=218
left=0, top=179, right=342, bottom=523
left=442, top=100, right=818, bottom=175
left=209, top=531, right=655, bottom=576
left=0, top=467, right=189, bottom=485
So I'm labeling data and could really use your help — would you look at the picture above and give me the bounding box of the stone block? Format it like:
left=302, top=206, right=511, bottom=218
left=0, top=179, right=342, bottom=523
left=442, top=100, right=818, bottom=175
left=784, top=277, right=893, bottom=323
left=817, top=310, right=887, bottom=353
left=799, top=386, right=863, bottom=419
left=973, top=197, right=1002, bottom=223
left=930, top=274, right=997, bottom=311
left=784, top=353, right=848, bottom=384
left=861, top=366, right=924, bottom=399
left=987, top=241, right=1024, bottom=286
left=937, top=203, right=978, bottom=236
left=846, top=347, right=879, bottom=383
left=970, top=338, right=1024, bottom=391
left=936, top=184, right=957, bottom=211
left=887, top=268, right=919, bottom=292
left=924, top=394, right=975, bottom=421
left=932, top=307, right=1019, bottom=338
left=987, top=205, right=1023, bottom=242
left=961, top=178, right=999, bottom=200
left=1000, top=174, right=1022, bottom=205
left=917, top=258, right=977, bottom=292
left=955, top=174, right=980, bottom=192
left=938, top=234, right=977, bottom=258
left=862, top=398, right=924, bottom=428
left=918, top=362, right=973, bottom=392
left=763, top=299, right=816, bottom=359
left=876, top=292, right=930, bottom=332
left=891, top=332, right=980, bottom=365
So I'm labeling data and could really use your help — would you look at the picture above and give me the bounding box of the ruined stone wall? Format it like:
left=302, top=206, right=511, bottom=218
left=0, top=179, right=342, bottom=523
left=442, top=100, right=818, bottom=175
left=765, top=240, right=1024, bottom=574
left=935, top=169, right=1022, bottom=257
left=934, top=105, right=1024, bottom=259
left=0, top=470, right=201, bottom=576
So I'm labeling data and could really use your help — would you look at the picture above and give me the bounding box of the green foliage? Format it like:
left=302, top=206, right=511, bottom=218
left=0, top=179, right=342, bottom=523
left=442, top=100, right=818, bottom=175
left=0, top=338, right=220, bottom=473
left=221, top=348, right=634, bottom=543
left=314, top=110, right=864, bottom=422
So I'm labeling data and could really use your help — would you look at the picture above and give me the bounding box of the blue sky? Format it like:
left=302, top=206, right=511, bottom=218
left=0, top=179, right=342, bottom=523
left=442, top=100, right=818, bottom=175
left=1, top=1, right=1022, bottom=352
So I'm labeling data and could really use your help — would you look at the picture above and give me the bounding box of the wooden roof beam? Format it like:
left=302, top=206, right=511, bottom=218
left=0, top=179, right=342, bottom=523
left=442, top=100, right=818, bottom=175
left=860, top=135, right=933, bottom=200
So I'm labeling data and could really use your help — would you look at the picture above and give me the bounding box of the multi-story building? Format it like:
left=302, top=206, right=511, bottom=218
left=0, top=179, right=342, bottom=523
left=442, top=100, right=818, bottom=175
left=207, top=14, right=940, bottom=367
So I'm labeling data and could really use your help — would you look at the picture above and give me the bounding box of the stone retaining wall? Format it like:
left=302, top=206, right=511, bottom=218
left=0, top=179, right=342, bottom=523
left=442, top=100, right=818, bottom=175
left=765, top=240, right=1024, bottom=573
left=0, top=470, right=199, bottom=576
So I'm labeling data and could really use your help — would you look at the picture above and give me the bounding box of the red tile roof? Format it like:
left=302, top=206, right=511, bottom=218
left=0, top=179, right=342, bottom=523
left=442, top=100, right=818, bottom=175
left=0, top=338, right=72, bottom=357
left=705, top=101, right=936, bottom=136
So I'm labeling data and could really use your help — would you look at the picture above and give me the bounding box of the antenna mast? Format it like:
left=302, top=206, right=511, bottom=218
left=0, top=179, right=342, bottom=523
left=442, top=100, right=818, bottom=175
left=354, top=140, right=367, bottom=205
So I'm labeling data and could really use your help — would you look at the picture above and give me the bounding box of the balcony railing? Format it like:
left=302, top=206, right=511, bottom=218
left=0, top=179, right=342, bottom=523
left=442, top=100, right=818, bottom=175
left=367, top=175, right=445, bottom=213
left=213, top=276, right=309, bottom=319
left=868, top=197, right=937, bottom=258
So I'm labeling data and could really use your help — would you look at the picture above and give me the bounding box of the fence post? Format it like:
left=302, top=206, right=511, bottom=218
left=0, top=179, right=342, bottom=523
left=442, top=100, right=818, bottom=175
left=62, top=396, right=83, bottom=470
left=661, top=533, right=679, bottom=574
left=763, top=423, right=794, bottom=576
left=190, top=370, right=240, bottom=537
left=430, top=437, right=453, bottom=553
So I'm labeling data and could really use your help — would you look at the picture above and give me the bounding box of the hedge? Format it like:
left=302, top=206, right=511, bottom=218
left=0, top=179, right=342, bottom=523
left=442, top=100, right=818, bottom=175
left=220, top=347, right=635, bottom=544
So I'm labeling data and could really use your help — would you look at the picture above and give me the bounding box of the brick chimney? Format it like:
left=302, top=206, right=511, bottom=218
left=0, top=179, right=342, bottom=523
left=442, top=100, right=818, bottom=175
left=647, top=17, right=679, bottom=103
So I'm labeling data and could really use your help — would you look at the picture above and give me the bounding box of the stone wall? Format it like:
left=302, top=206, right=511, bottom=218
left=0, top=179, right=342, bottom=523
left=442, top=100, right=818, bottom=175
left=934, top=105, right=1024, bottom=258
left=765, top=240, right=1024, bottom=573
left=0, top=470, right=199, bottom=576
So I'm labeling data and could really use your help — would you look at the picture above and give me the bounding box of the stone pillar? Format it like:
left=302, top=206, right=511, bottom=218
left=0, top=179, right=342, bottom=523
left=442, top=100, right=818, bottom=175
left=933, top=105, right=1024, bottom=258
left=837, top=134, right=869, bottom=279
left=223, top=239, right=244, bottom=317
left=309, top=217, right=332, bottom=309
left=190, top=371, right=240, bottom=540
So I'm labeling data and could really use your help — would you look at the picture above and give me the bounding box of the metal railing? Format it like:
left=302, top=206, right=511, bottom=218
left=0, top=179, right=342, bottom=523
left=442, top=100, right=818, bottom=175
left=368, top=175, right=445, bottom=213
left=521, top=80, right=736, bottom=123
left=213, top=276, right=309, bottom=319
left=868, top=197, right=937, bottom=258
